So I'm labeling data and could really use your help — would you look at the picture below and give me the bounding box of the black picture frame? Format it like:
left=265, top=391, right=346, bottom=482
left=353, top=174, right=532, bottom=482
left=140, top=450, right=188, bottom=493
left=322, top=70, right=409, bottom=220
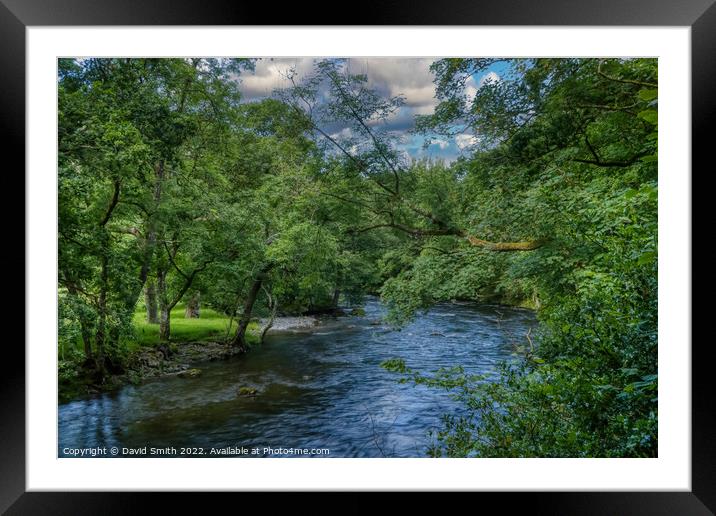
left=2, top=0, right=708, bottom=512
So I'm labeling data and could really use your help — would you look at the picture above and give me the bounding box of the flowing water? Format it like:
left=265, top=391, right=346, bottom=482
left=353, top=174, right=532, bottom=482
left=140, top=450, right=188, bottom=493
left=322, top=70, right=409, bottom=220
left=58, top=298, right=535, bottom=458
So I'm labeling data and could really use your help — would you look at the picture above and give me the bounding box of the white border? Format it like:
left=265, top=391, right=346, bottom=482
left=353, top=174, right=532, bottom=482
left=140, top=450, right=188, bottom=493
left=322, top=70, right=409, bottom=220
left=27, top=27, right=691, bottom=491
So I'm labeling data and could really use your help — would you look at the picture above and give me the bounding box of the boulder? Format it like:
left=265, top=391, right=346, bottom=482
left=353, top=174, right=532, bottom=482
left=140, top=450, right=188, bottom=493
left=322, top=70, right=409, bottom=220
left=237, top=386, right=258, bottom=396
left=177, top=368, right=202, bottom=378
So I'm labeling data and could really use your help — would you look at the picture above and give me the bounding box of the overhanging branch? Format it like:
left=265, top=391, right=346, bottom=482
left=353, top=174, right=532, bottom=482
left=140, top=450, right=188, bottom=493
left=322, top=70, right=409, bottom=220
left=352, top=221, right=544, bottom=251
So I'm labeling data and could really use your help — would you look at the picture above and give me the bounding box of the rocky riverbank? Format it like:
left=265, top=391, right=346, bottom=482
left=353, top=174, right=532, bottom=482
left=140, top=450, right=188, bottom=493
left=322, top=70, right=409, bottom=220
left=261, top=315, right=320, bottom=332
left=125, top=341, right=244, bottom=382
left=60, top=314, right=337, bottom=403
left=126, top=315, right=326, bottom=382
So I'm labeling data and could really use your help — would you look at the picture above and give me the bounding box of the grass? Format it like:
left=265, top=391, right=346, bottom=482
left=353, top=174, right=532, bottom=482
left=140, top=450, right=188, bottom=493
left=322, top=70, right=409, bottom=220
left=59, top=303, right=261, bottom=401
left=129, top=303, right=259, bottom=351
left=60, top=302, right=262, bottom=357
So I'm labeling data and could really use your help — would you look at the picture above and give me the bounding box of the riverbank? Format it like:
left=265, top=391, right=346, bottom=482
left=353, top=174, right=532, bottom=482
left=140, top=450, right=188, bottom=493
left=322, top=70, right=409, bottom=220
left=126, top=315, right=325, bottom=383
left=59, top=298, right=538, bottom=457
left=59, top=299, right=533, bottom=403
left=59, top=313, right=333, bottom=403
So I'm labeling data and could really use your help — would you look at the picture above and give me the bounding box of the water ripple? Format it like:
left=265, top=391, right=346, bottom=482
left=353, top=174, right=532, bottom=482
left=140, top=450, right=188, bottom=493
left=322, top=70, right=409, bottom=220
left=59, top=298, right=535, bottom=457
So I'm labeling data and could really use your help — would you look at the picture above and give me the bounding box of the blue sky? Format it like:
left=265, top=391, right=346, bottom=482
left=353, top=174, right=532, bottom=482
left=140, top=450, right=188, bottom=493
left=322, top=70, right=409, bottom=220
left=236, top=58, right=504, bottom=163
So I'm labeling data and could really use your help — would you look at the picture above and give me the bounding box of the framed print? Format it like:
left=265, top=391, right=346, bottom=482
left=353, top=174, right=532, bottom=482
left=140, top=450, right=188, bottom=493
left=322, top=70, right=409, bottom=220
left=3, top=0, right=709, bottom=511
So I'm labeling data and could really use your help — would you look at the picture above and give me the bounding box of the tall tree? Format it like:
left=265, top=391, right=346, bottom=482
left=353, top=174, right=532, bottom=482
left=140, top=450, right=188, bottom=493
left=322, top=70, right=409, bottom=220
left=280, top=59, right=544, bottom=253
left=58, top=57, right=253, bottom=369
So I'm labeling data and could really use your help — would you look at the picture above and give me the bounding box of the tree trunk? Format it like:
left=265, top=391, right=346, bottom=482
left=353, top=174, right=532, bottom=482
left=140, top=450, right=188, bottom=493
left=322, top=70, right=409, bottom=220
left=145, top=280, right=158, bottom=323
left=106, top=324, right=124, bottom=373
left=332, top=288, right=341, bottom=308
left=157, top=269, right=171, bottom=342
left=231, top=278, right=263, bottom=350
left=64, top=282, right=94, bottom=361
left=259, top=286, right=277, bottom=344
left=159, top=307, right=170, bottom=342
left=80, top=319, right=93, bottom=362
left=137, top=160, right=164, bottom=325
left=93, top=180, right=120, bottom=379
left=185, top=291, right=200, bottom=318
left=230, top=267, right=270, bottom=351
left=95, top=252, right=109, bottom=374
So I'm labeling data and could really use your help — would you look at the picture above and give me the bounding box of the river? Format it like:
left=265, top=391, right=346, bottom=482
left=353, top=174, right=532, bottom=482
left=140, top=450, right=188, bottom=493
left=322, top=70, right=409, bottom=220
left=58, top=298, right=536, bottom=458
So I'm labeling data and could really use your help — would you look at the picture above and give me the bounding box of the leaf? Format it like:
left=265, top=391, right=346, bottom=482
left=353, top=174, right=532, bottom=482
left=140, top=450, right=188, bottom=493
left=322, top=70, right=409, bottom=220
left=638, top=89, right=658, bottom=101
left=381, top=358, right=408, bottom=373
left=596, top=384, right=619, bottom=391
left=637, top=251, right=656, bottom=266
left=637, top=109, right=658, bottom=125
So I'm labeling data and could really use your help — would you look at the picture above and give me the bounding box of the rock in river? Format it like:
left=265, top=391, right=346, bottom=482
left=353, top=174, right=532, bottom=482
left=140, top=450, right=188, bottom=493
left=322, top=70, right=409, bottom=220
left=178, top=368, right=202, bottom=378
left=237, top=386, right=258, bottom=397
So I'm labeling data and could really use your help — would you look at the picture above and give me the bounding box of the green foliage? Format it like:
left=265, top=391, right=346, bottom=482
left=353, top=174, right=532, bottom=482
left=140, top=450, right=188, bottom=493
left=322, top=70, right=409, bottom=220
left=59, top=58, right=383, bottom=373
left=58, top=57, right=658, bottom=458
left=380, top=358, right=408, bottom=374
left=380, top=58, right=658, bottom=457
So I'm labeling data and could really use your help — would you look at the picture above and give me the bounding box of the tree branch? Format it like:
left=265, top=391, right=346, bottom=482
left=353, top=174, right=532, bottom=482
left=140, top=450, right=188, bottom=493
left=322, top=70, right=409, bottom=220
left=99, top=179, right=121, bottom=227
left=110, top=227, right=143, bottom=238
left=326, top=70, right=402, bottom=193
left=465, top=235, right=545, bottom=251
left=167, top=259, right=213, bottom=312
left=286, top=74, right=398, bottom=197
left=597, top=60, right=657, bottom=89
left=163, top=240, right=188, bottom=280
left=572, top=154, right=647, bottom=168
left=353, top=221, right=544, bottom=251
left=576, top=102, right=640, bottom=114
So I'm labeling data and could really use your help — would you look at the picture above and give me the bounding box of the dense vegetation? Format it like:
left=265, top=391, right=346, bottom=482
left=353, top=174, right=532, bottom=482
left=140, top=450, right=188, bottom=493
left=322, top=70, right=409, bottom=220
left=58, top=57, right=657, bottom=457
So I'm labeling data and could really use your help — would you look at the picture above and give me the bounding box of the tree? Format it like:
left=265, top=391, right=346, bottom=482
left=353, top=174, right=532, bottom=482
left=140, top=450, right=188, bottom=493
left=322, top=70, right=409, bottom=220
left=280, top=59, right=544, bottom=254
left=382, top=58, right=658, bottom=457
left=58, top=56, right=658, bottom=458
left=58, top=58, right=254, bottom=369
left=184, top=291, right=200, bottom=318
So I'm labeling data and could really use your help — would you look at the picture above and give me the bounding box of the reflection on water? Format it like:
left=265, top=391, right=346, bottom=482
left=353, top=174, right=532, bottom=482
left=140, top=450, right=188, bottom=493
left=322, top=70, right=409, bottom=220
left=58, top=298, right=535, bottom=457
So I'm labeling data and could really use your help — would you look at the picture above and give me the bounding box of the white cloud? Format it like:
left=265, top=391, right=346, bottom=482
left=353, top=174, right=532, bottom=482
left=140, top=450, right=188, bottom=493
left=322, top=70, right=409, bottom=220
left=238, top=57, right=316, bottom=100
left=348, top=57, right=438, bottom=109
left=238, top=57, right=440, bottom=112
left=236, top=57, right=445, bottom=158
left=329, top=127, right=354, bottom=140
left=464, top=76, right=478, bottom=102
left=455, top=134, right=479, bottom=150
left=433, top=138, right=450, bottom=150
left=478, top=71, right=501, bottom=87
left=460, top=72, right=500, bottom=105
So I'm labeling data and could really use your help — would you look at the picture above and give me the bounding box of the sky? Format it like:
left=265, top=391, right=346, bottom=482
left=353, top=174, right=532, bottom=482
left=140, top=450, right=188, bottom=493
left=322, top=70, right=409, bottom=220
left=235, top=57, right=502, bottom=163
